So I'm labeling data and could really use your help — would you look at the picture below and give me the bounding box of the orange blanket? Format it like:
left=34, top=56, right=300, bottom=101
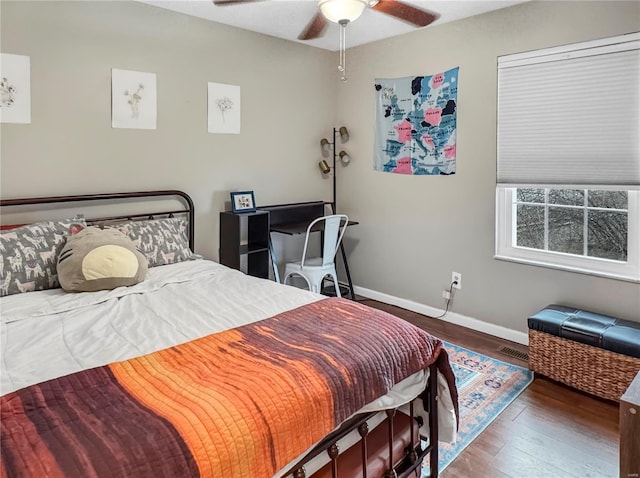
left=1, top=298, right=456, bottom=477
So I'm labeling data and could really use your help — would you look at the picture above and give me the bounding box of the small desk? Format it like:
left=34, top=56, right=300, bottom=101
left=260, top=201, right=358, bottom=300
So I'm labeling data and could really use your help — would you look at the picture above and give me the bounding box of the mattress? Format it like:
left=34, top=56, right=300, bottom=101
left=0, top=260, right=456, bottom=476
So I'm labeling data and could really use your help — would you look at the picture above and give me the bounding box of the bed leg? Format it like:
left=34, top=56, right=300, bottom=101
left=428, top=363, right=439, bottom=478
left=408, top=401, right=418, bottom=465
left=384, top=409, right=398, bottom=478
left=358, top=422, right=369, bottom=478
left=329, top=443, right=339, bottom=478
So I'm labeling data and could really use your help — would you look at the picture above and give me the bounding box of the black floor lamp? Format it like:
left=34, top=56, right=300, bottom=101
left=318, top=126, right=354, bottom=299
left=319, top=126, right=351, bottom=213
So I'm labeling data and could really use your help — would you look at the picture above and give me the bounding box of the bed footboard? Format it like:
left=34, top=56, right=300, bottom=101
left=286, top=363, right=440, bottom=478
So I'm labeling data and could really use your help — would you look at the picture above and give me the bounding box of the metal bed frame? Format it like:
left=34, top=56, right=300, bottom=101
left=0, top=190, right=440, bottom=478
left=286, top=364, right=440, bottom=478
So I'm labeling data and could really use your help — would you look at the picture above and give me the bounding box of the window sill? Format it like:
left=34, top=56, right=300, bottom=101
left=494, top=253, right=640, bottom=283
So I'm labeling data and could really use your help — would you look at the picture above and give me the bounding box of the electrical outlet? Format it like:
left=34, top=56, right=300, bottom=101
left=442, top=290, right=451, bottom=300
left=452, top=272, right=462, bottom=289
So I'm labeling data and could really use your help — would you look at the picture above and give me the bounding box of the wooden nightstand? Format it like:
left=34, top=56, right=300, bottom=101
left=621, top=369, right=640, bottom=478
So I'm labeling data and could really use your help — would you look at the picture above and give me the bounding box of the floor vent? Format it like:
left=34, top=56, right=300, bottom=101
left=497, top=346, right=529, bottom=362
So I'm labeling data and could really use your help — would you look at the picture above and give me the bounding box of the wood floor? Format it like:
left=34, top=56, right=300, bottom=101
left=360, top=298, right=620, bottom=478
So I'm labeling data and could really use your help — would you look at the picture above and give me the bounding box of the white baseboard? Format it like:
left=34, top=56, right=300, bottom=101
left=353, top=285, right=529, bottom=346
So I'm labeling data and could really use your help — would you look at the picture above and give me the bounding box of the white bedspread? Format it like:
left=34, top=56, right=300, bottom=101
left=0, top=260, right=456, bottom=476
left=1, top=260, right=320, bottom=394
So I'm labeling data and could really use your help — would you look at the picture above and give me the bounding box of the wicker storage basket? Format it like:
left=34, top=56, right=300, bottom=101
left=529, top=329, right=640, bottom=402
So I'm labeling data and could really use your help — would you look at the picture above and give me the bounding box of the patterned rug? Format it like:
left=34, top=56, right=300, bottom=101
left=422, top=341, right=534, bottom=476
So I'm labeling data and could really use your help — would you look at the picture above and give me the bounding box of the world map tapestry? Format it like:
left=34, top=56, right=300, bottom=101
left=374, top=67, right=459, bottom=175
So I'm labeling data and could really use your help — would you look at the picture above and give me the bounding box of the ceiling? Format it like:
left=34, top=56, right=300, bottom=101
left=136, top=0, right=528, bottom=51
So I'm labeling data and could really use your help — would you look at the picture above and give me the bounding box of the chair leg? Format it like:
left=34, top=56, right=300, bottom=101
left=331, top=273, right=341, bottom=298
left=300, top=275, right=312, bottom=292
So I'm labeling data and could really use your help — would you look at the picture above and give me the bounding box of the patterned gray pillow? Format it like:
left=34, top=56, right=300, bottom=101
left=116, top=217, right=195, bottom=267
left=0, top=216, right=87, bottom=296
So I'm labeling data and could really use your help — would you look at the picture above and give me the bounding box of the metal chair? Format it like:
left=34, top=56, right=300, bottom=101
left=282, top=214, right=349, bottom=296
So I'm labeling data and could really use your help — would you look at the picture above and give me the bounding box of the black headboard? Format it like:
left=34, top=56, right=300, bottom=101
left=0, top=190, right=195, bottom=250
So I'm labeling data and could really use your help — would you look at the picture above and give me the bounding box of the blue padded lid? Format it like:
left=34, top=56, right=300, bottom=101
left=528, top=304, right=640, bottom=358
left=603, top=323, right=640, bottom=359
left=527, top=305, right=579, bottom=336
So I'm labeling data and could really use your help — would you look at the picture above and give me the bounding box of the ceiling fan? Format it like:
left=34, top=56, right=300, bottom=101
left=212, top=0, right=440, bottom=41
left=213, top=0, right=439, bottom=81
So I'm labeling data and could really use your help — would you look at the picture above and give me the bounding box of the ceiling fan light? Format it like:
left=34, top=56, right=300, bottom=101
left=319, top=0, right=367, bottom=23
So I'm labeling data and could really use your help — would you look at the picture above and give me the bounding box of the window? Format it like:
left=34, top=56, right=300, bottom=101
left=496, top=187, right=639, bottom=281
left=496, top=33, right=639, bottom=282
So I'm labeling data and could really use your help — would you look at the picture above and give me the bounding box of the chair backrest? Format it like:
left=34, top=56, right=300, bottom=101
left=300, top=214, right=349, bottom=268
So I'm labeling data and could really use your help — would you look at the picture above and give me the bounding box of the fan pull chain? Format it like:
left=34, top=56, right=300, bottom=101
left=338, top=20, right=348, bottom=82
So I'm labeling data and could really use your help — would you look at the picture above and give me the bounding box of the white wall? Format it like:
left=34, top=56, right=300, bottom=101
left=0, top=0, right=337, bottom=260
left=336, top=0, right=640, bottom=332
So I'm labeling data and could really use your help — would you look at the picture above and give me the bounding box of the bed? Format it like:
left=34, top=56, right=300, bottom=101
left=0, top=191, right=458, bottom=478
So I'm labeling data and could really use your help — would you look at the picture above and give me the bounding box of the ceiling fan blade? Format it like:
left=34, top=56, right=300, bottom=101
left=297, top=11, right=328, bottom=41
left=213, top=0, right=265, bottom=5
left=371, top=0, right=440, bottom=27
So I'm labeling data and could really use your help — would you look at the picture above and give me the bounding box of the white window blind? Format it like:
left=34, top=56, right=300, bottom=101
left=497, top=33, right=640, bottom=188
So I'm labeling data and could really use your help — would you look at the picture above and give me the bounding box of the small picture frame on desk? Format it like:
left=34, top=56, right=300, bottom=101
left=230, top=191, right=256, bottom=214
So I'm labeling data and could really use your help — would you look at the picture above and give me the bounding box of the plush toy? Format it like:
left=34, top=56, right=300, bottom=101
left=57, top=224, right=148, bottom=292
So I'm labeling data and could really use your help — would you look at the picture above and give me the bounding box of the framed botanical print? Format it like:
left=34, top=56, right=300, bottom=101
left=0, top=53, right=31, bottom=124
left=112, top=68, right=157, bottom=130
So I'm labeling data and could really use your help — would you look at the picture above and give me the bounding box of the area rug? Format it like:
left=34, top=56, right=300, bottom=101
left=422, top=341, right=534, bottom=476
